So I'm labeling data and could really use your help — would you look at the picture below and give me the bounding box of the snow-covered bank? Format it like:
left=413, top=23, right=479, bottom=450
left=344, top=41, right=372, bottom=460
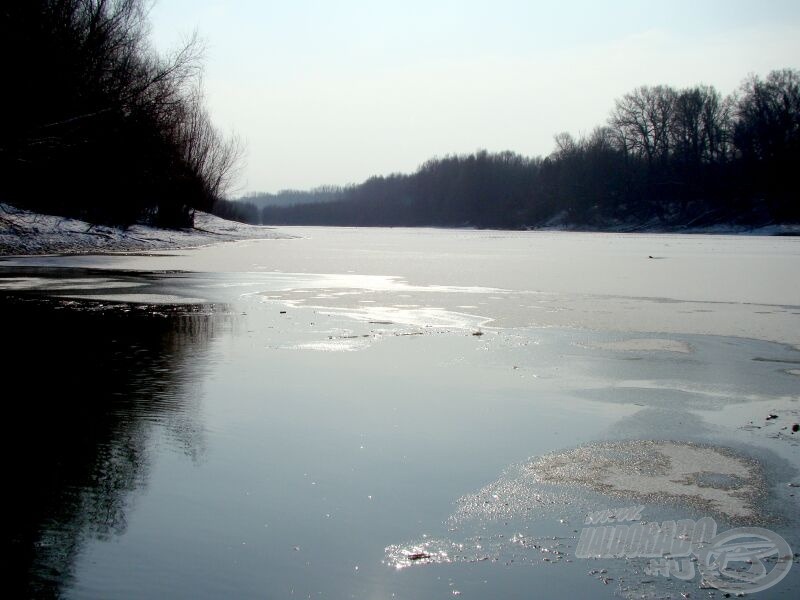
left=0, top=203, right=291, bottom=255
left=530, top=210, right=800, bottom=235
left=541, top=222, right=800, bottom=235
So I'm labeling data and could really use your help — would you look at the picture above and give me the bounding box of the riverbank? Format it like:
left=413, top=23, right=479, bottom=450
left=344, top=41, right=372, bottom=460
left=0, top=203, right=291, bottom=256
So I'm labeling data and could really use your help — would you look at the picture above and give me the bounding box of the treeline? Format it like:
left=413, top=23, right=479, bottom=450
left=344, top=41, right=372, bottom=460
left=213, top=186, right=344, bottom=224
left=244, top=186, right=346, bottom=209
left=255, top=69, right=799, bottom=229
left=0, top=1, right=239, bottom=227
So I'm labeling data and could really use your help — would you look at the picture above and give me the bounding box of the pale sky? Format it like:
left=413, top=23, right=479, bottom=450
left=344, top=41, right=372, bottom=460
left=148, top=1, right=800, bottom=194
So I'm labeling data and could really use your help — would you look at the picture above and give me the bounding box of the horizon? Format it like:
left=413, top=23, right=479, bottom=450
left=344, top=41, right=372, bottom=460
left=149, top=0, right=800, bottom=195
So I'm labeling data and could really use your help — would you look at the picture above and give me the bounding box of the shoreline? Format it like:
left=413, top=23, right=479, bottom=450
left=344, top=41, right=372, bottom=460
left=5, top=203, right=800, bottom=258
left=0, top=203, right=292, bottom=256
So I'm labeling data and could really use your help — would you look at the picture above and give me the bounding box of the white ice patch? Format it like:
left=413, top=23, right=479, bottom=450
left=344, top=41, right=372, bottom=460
left=317, top=305, right=490, bottom=330
left=63, top=293, right=208, bottom=304
left=385, top=442, right=765, bottom=572
left=591, top=338, right=692, bottom=354
left=613, top=379, right=799, bottom=403
left=254, top=272, right=506, bottom=296
left=0, top=277, right=147, bottom=291
left=454, top=441, right=761, bottom=522
left=286, top=338, right=372, bottom=352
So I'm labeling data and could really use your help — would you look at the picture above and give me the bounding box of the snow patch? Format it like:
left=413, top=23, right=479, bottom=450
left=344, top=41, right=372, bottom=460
left=0, top=203, right=291, bottom=256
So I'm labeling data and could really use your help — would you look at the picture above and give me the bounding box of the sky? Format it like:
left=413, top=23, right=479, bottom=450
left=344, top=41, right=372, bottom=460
left=148, top=0, right=800, bottom=195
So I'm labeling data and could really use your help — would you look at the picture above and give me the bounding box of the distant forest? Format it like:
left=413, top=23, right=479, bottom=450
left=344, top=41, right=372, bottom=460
left=0, top=1, right=239, bottom=227
left=227, top=68, right=799, bottom=230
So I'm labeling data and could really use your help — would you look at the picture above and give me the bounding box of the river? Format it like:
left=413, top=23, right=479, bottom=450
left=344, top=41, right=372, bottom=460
left=2, top=227, right=799, bottom=598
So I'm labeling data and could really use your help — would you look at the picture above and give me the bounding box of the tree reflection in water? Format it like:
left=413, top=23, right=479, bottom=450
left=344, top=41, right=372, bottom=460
left=2, top=297, right=222, bottom=598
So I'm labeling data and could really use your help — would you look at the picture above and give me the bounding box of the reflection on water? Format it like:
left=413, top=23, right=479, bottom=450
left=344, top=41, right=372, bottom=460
left=2, top=297, right=221, bottom=598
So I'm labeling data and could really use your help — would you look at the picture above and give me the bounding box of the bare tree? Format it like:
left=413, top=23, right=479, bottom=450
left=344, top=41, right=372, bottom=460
left=734, top=68, right=800, bottom=161
left=672, top=85, right=731, bottom=165
left=1, top=0, right=242, bottom=226
left=609, top=85, right=677, bottom=166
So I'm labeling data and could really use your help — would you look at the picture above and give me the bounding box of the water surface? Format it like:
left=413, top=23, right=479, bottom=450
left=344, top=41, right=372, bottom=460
left=2, top=228, right=799, bottom=598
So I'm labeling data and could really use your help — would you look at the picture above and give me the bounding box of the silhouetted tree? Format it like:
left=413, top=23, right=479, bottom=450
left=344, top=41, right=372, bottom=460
left=672, top=85, right=732, bottom=166
left=0, top=0, right=240, bottom=227
left=610, top=85, right=677, bottom=167
left=732, top=69, right=800, bottom=221
left=257, top=69, right=799, bottom=230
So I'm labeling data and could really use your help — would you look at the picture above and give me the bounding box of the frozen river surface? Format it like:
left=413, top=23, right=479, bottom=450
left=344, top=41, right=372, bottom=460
left=2, top=228, right=799, bottom=598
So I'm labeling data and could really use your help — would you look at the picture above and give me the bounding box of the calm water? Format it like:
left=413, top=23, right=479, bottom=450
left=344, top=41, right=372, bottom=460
left=2, top=228, right=799, bottom=599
